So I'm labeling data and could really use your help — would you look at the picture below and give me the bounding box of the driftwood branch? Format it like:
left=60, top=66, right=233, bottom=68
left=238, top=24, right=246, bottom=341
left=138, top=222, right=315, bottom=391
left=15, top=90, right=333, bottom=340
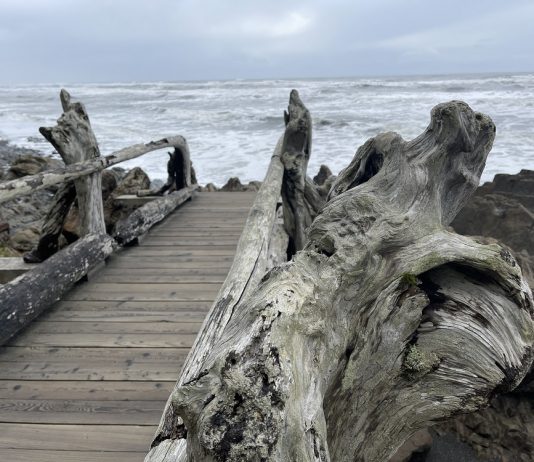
left=0, top=233, right=115, bottom=345
left=139, top=145, right=194, bottom=197
left=145, top=138, right=285, bottom=461
left=40, top=89, right=106, bottom=234
left=0, top=135, right=190, bottom=205
left=147, top=97, right=533, bottom=462
left=281, top=90, right=325, bottom=255
left=114, top=185, right=199, bottom=246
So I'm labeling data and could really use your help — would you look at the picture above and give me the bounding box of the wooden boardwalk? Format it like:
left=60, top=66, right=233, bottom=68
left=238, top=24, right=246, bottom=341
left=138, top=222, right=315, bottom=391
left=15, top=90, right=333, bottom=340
left=0, top=191, right=256, bottom=462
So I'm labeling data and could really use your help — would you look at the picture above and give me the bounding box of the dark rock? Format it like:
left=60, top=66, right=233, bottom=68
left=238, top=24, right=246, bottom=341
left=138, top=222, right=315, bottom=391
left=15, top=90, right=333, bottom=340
left=104, top=167, right=151, bottom=233
left=452, top=194, right=534, bottom=255
left=7, top=154, right=61, bottom=178
left=222, top=177, right=245, bottom=192
left=201, top=183, right=218, bottom=192
left=112, top=167, right=151, bottom=196
left=313, top=164, right=333, bottom=186
left=478, top=169, right=534, bottom=211
left=9, top=227, right=40, bottom=252
left=246, top=181, right=262, bottom=192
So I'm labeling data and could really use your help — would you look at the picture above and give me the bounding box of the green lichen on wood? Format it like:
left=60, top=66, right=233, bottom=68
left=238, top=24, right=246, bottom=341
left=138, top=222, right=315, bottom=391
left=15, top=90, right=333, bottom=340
left=400, top=273, right=418, bottom=287
left=403, top=344, right=439, bottom=377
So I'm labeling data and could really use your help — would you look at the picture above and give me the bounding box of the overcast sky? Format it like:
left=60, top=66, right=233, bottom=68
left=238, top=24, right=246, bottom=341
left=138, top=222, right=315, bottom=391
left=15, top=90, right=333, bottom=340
left=0, top=0, right=533, bottom=83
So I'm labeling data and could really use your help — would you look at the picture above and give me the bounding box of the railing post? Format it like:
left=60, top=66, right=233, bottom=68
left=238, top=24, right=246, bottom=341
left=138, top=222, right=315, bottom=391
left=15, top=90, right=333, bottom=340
left=40, top=89, right=106, bottom=235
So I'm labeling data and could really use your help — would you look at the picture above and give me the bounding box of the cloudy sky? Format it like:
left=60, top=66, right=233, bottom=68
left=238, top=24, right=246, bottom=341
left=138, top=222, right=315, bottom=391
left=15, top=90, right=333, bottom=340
left=0, top=0, right=532, bottom=83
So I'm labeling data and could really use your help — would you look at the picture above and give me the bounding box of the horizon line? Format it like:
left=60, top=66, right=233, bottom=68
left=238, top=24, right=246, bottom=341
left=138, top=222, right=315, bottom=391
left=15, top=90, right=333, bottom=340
left=0, top=69, right=533, bottom=86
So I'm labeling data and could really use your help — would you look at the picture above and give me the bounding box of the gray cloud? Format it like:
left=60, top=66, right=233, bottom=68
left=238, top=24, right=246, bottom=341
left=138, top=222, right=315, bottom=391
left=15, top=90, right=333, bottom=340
left=0, top=0, right=532, bottom=82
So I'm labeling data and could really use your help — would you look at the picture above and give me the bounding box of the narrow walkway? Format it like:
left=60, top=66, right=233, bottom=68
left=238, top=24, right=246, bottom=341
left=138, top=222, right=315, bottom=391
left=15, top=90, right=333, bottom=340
left=0, top=191, right=256, bottom=462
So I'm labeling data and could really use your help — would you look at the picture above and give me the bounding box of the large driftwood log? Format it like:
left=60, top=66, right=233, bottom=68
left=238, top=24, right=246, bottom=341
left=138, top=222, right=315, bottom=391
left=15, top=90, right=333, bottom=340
left=147, top=98, right=533, bottom=462
left=145, top=139, right=285, bottom=462
left=40, top=90, right=106, bottom=235
left=114, top=185, right=199, bottom=246
left=281, top=91, right=325, bottom=255
left=0, top=135, right=190, bottom=205
left=0, top=233, right=115, bottom=345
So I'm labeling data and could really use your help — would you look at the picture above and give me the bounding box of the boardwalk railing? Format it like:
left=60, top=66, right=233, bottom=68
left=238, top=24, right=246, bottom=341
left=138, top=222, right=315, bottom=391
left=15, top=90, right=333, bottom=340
left=0, top=90, right=199, bottom=345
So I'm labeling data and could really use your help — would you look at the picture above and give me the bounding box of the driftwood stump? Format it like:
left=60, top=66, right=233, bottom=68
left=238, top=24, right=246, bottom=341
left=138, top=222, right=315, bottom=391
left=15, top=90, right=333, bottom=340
left=40, top=89, right=106, bottom=235
left=140, top=146, right=194, bottom=197
left=281, top=90, right=325, bottom=255
left=147, top=96, right=533, bottom=462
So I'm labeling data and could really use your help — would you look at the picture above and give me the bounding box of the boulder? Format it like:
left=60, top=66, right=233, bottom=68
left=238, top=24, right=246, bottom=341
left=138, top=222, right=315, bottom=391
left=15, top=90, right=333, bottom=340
left=452, top=194, right=534, bottom=255
left=9, top=227, right=40, bottom=252
left=201, top=183, right=218, bottom=192
left=112, top=167, right=151, bottom=196
left=221, top=177, right=245, bottom=191
left=246, top=180, right=262, bottom=191
left=313, top=164, right=333, bottom=186
left=7, top=154, right=62, bottom=179
left=105, top=167, right=151, bottom=232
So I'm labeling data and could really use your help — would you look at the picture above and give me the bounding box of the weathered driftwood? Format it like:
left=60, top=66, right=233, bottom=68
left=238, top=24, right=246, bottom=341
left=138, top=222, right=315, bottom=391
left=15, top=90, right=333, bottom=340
left=145, top=138, right=285, bottom=462
left=114, top=185, right=199, bottom=246
left=40, top=90, right=106, bottom=235
left=146, top=99, right=534, bottom=462
left=281, top=90, right=325, bottom=255
left=0, top=134, right=190, bottom=205
left=139, top=146, right=193, bottom=197
left=0, top=233, right=115, bottom=345
left=23, top=181, right=77, bottom=263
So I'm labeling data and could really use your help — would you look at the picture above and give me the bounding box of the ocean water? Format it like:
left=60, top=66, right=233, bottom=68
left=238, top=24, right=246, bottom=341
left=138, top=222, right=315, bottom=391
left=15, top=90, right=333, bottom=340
left=0, top=73, right=533, bottom=185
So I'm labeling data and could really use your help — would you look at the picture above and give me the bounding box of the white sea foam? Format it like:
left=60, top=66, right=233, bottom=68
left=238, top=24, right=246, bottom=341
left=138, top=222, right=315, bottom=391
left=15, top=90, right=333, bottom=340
left=0, top=73, right=533, bottom=185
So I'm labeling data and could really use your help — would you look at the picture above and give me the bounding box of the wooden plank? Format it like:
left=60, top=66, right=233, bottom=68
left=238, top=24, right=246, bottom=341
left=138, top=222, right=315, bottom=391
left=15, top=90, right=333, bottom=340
left=0, top=423, right=154, bottom=451
left=9, top=333, right=197, bottom=348
left=0, top=379, right=174, bottom=400
left=89, top=268, right=227, bottom=284
left=0, top=398, right=166, bottom=425
left=0, top=360, right=184, bottom=381
left=147, top=230, right=243, bottom=237
left=0, top=346, right=189, bottom=363
left=113, top=248, right=237, bottom=257
left=105, top=257, right=235, bottom=269
left=138, top=239, right=239, bottom=247
left=41, top=310, right=209, bottom=323
left=47, top=300, right=212, bottom=311
left=0, top=449, right=145, bottom=462
left=65, top=286, right=220, bottom=302
left=26, top=321, right=203, bottom=335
